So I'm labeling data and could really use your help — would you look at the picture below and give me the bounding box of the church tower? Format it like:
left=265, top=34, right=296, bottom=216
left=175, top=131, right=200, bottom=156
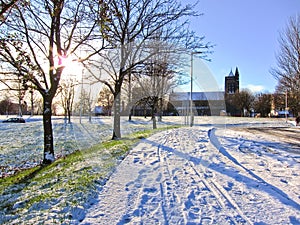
left=225, top=67, right=240, bottom=94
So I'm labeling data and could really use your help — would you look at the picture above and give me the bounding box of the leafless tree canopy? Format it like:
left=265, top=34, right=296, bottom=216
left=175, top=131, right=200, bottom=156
left=0, top=0, right=21, bottom=22
left=87, top=0, right=211, bottom=138
left=0, top=0, right=107, bottom=163
left=271, top=15, right=300, bottom=115
left=0, top=0, right=212, bottom=160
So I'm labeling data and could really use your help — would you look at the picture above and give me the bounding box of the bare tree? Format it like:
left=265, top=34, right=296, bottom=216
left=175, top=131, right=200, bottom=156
left=96, top=86, right=113, bottom=116
left=73, top=88, right=93, bottom=120
left=57, top=79, right=77, bottom=123
left=271, top=15, right=300, bottom=115
left=253, top=93, right=272, bottom=117
left=0, top=0, right=20, bottom=22
left=0, top=0, right=107, bottom=164
left=89, top=0, right=210, bottom=139
left=232, top=89, right=255, bottom=117
left=133, top=50, right=177, bottom=128
left=0, top=96, right=13, bottom=115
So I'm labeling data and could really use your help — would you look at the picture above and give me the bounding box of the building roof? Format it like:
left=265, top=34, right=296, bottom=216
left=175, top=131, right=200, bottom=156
left=169, top=91, right=225, bottom=101
left=228, top=69, right=234, bottom=76
left=235, top=67, right=240, bottom=77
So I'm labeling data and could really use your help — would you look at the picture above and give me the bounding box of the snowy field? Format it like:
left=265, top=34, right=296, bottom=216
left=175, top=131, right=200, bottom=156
left=0, top=116, right=300, bottom=224
left=0, top=115, right=177, bottom=177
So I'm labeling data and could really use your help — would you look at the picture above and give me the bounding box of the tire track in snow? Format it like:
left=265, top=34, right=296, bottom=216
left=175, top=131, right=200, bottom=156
left=82, top=126, right=298, bottom=224
left=157, top=128, right=252, bottom=224
left=208, top=127, right=300, bottom=211
left=174, top=128, right=251, bottom=224
left=189, top=163, right=252, bottom=224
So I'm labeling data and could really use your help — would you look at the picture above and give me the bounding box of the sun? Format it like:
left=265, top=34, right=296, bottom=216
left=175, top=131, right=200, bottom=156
left=60, top=56, right=83, bottom=80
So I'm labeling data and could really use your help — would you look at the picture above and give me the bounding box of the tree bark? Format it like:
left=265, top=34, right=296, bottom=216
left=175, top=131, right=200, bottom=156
left=128, top=71, right=132, bottom=121
left=151, top=102, right=157, bottom=129
left=152, top=113, right=157, bottom=129
left=112, top=92, right=121, bottom=139
left=42, top=95, right=55, bottom=164
left=67, top=107, right=71, bottom=123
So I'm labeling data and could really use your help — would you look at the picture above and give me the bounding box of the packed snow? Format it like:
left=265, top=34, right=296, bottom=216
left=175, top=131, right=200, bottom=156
left=0, top=116, right=300, bottom=224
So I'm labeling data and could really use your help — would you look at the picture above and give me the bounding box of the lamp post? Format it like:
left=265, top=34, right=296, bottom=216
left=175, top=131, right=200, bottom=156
left=285, top=89, right=288, bottom=123
left=190, top=51, right=202, bottom=127
left=79, top=67, right=84, bottom=124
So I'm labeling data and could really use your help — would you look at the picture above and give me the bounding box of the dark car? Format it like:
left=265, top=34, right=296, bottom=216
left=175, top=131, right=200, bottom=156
left=2, top=117, right=26, bottom=123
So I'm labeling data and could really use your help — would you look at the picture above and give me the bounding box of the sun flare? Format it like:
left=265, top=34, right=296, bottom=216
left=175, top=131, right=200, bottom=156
left=60, top=56, right=83, bottom=80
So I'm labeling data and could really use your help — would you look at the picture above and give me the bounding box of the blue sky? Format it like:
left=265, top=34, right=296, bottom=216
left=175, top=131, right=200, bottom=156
left=180, top=0, right=300, bottom=93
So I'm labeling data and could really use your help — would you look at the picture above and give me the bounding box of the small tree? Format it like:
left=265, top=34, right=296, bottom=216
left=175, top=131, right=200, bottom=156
left=58, top=79, right=77, bottom=123
left=96, top=86, right=113, bottom=116
left=134, top=56, right=176, bottom=128
left=0, top=96, right=13, bottom=115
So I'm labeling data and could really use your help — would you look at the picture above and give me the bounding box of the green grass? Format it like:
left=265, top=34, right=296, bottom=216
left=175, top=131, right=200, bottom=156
left=0, top=126, right=180, bottom=224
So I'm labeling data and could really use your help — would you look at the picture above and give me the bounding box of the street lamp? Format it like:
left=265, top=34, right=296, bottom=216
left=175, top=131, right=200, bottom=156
left=285, top=89, right=288, bottom=123
left=79, top=67, right=84, bottom=124
left=190, top=51, right=202, bottom=127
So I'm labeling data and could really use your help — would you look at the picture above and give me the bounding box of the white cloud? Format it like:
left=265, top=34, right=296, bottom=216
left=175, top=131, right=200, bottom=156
left=245, top=84, right=265, bottom=93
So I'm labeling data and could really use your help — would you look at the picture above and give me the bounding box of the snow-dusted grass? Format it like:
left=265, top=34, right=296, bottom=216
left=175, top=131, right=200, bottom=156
left=0, top=124, right=176, bottom=224
left=0, top=115, right=177, bottom=177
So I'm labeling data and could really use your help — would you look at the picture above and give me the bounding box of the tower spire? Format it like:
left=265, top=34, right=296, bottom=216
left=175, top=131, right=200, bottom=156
left=235, top=67, right=239, bottom=77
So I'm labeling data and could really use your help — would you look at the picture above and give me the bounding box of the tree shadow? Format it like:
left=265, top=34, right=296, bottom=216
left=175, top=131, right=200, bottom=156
left=142, top=136, right=300, bottom=213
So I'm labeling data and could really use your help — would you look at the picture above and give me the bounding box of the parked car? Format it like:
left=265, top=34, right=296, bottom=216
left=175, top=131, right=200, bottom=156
left=2, top=117, right=26, bottom=123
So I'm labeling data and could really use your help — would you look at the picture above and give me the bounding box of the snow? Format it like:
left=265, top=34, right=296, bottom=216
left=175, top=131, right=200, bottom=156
left=44, top=152, right=55, bottom=162
left=0, top=116, right=300, bottom=224
left=80, top=122, right=300, bottom=225
left=0, top=116, right=168, bottom=177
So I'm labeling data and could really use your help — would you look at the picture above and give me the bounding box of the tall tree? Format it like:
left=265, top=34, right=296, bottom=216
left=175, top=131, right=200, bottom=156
left=134, top=50, right=177, bottom=128
left=233, top=89, right=255, bottom=117
left=253, top=93, right=272, bottom=117
left=89, top=0, right=210, bottom=139
left=0, top=0, right=107, bottom=164
left=271, top=15, right=300, bottom=115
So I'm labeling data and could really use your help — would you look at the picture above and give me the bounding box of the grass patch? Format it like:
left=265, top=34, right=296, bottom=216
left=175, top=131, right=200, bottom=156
left=0, top=125, right=180, bottom=224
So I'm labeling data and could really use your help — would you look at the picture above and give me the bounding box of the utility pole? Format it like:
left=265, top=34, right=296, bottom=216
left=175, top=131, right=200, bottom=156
left=190, top=51, right=202, bottom=127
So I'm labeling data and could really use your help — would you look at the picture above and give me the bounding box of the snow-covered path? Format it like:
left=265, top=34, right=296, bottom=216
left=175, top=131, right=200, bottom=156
left=81, top=126, right=300, bottom=225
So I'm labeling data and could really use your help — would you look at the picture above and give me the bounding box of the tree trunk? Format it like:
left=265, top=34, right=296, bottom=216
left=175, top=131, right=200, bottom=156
left=112, top=92, right=121, bottom=139
left=151, top=106, right=157, bottom=129
left=152, top=114, right=157, bottom=129
left=42, top=96, right=55, bottom=164
left=129, top=111, right=132, bottom=121
left=128, top=71, right=132, bottom=121
left=30, top=90, right=34, bottom=116
left=18, top=97, right=22, bottom=117
left=158, top=98, right=163, bottom=122
left=67, top=107, right=71, bottom=124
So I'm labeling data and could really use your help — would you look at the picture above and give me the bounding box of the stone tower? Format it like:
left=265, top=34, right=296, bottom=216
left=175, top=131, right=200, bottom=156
left=225, top=67, right=239, bottom=94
